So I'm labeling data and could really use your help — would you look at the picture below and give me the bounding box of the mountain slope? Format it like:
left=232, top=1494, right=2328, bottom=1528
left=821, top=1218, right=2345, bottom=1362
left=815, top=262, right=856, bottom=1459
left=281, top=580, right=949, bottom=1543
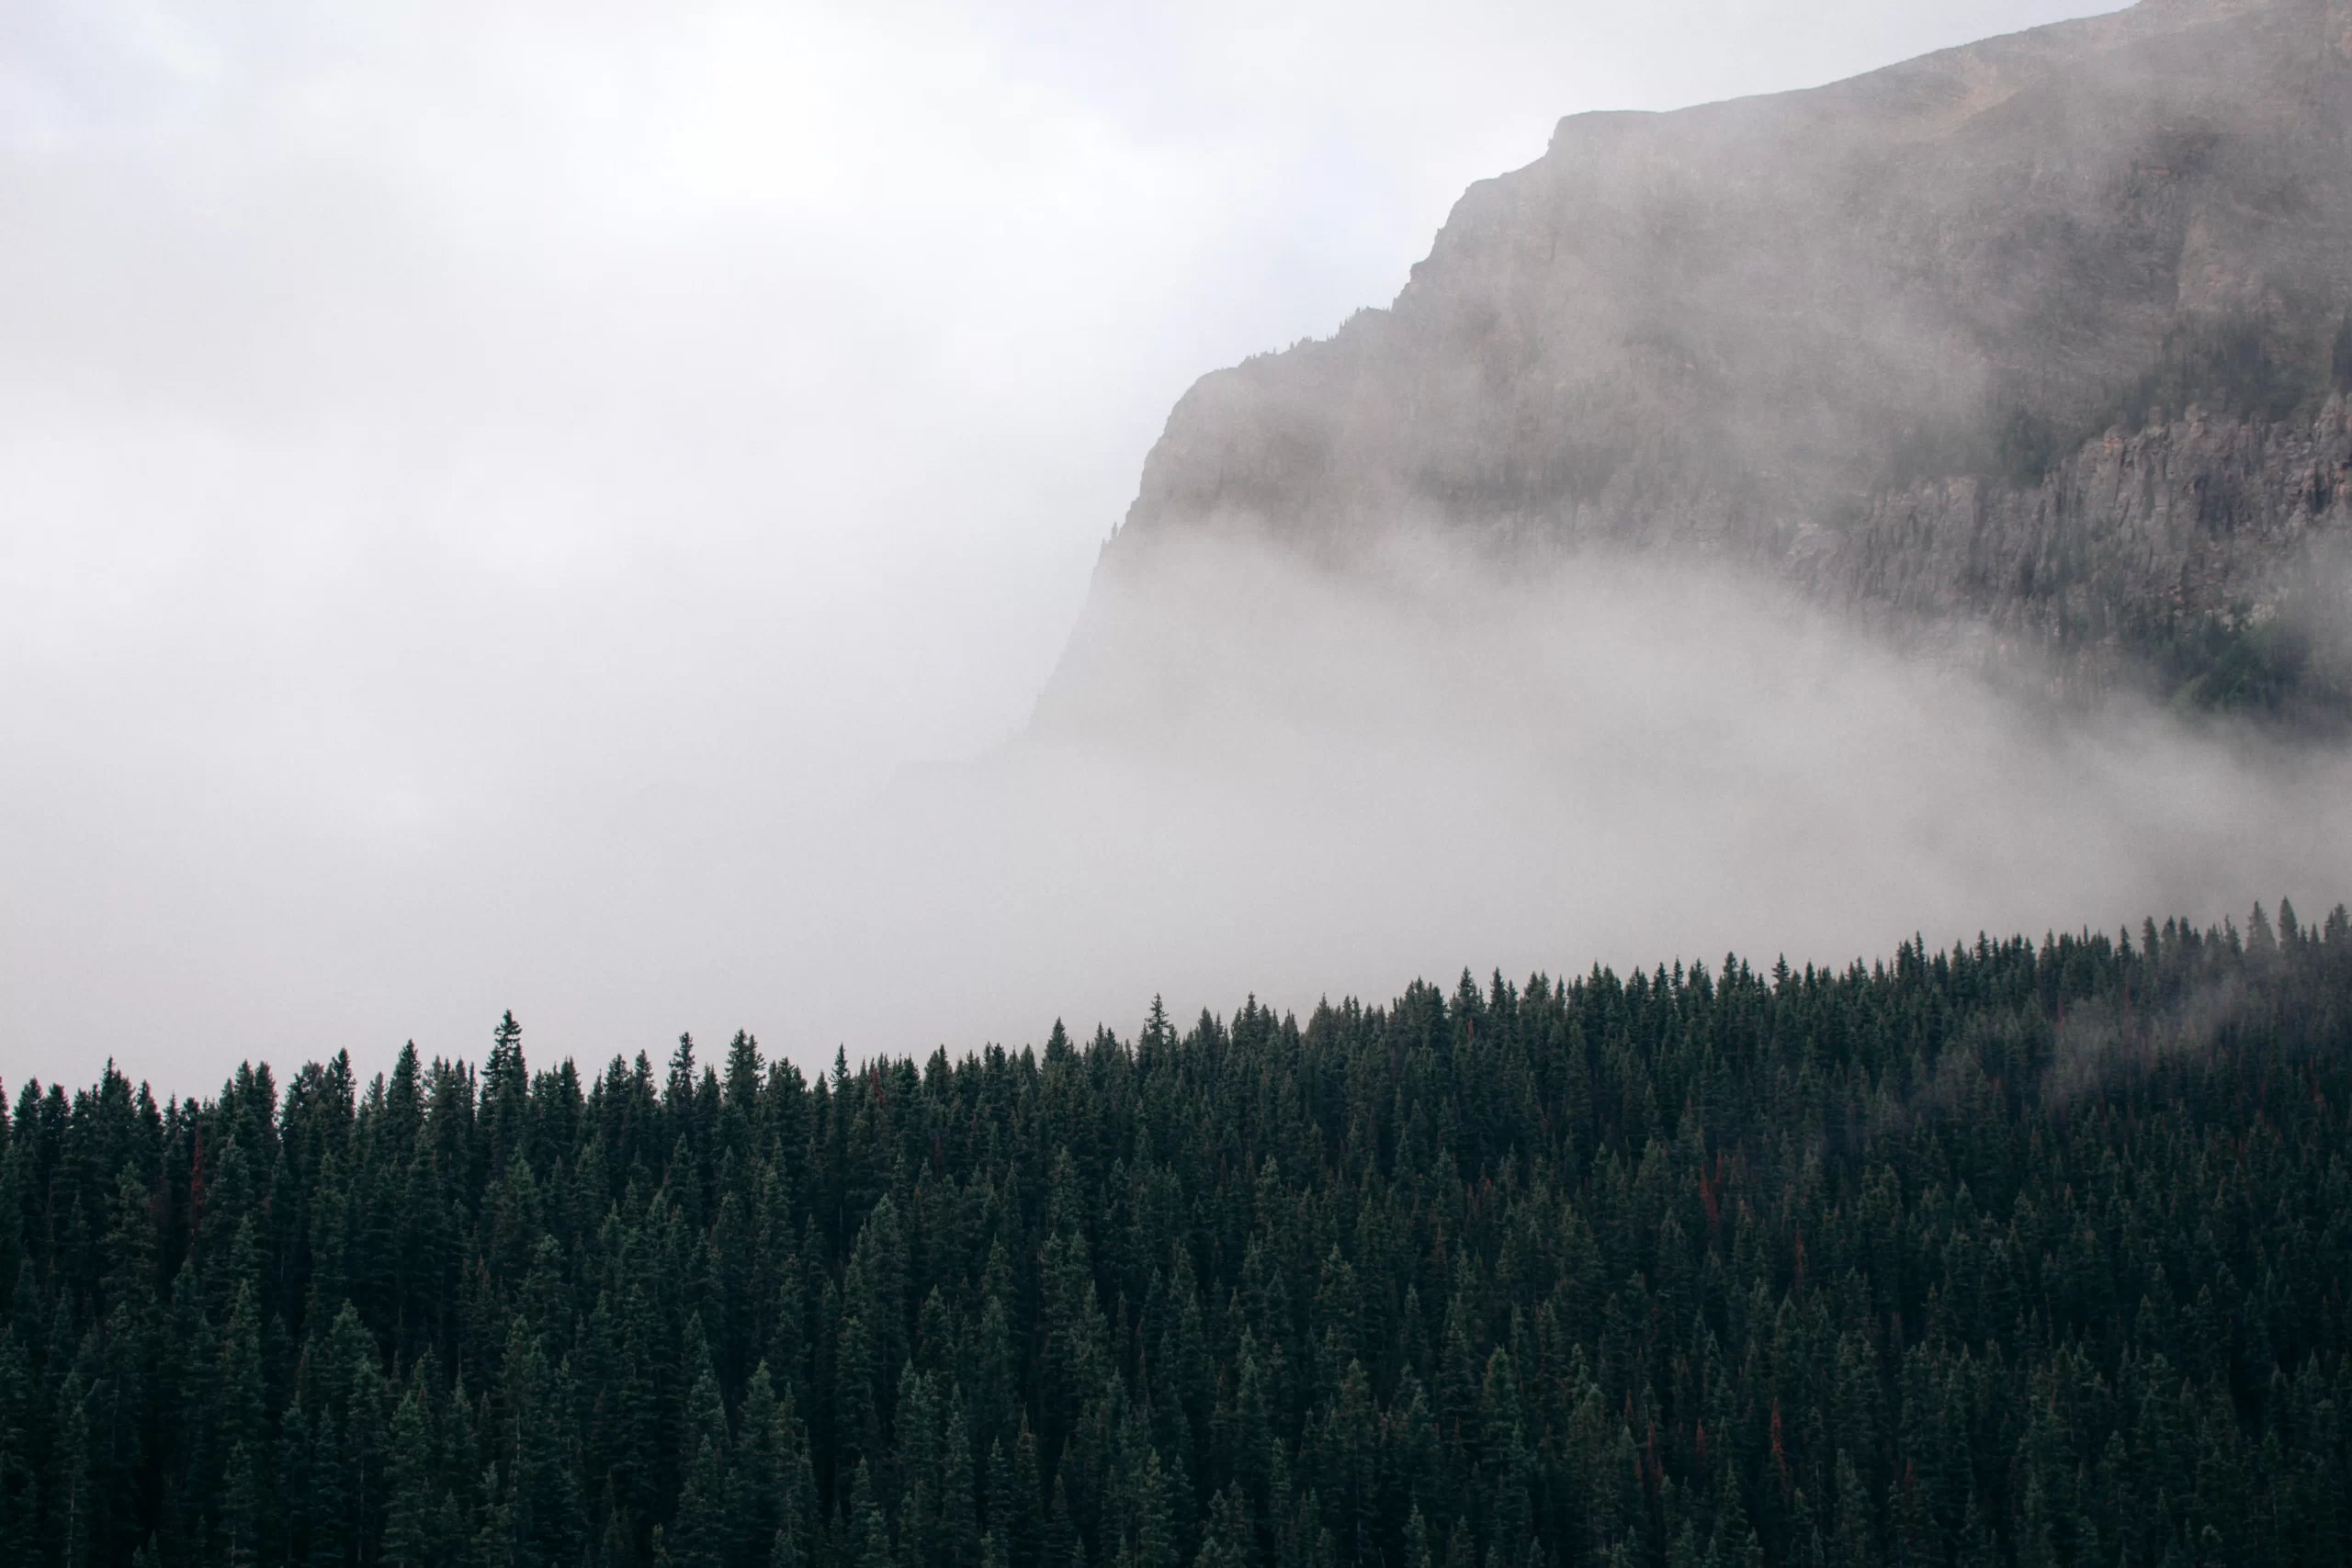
left=1058, top=0, right=2352, bottom=720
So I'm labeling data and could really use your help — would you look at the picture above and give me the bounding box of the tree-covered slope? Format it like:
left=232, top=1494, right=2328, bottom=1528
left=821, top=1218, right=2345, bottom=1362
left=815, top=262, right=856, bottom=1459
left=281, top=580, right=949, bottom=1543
left=6, top=908, right=2352, bottom=1568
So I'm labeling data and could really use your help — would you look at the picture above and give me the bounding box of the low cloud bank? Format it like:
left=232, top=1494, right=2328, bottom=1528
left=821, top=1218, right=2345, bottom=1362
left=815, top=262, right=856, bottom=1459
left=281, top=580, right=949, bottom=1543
left=13, top=524, right=2352, bottom=1091
left=745, top=531, right=2352, bottom=1066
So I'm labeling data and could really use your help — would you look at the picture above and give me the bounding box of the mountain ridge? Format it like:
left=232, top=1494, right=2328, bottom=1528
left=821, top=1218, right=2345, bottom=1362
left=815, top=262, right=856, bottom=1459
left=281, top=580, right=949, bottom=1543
left=1052, top=0, right=2352, bottom=722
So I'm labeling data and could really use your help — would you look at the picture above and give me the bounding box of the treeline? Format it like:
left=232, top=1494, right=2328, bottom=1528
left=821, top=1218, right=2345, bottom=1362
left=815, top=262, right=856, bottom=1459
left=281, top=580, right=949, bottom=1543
left=6, top=907, right=2352, bottom=1568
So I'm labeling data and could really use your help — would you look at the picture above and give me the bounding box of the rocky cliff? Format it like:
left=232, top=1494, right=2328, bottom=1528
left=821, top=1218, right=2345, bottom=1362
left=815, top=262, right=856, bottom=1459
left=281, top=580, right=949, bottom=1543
left=1062, top=0, right=2352, bottom=720
left=1833, top=396, right=2352, bottom=708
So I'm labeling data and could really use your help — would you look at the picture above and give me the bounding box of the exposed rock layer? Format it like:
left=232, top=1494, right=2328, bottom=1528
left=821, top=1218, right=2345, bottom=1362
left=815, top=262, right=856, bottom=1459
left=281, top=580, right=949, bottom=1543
left=1063, top=0, right=2352, bottom=718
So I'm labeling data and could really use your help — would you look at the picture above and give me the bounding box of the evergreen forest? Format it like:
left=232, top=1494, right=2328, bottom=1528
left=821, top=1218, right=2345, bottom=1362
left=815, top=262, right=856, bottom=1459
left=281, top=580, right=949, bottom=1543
left=7, top=907, right=2352, bottom=1568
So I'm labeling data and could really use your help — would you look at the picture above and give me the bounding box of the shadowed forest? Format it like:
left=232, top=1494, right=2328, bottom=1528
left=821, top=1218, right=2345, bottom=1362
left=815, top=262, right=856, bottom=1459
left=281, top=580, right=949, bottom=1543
left=6, top=908, right=2352, bottom=1568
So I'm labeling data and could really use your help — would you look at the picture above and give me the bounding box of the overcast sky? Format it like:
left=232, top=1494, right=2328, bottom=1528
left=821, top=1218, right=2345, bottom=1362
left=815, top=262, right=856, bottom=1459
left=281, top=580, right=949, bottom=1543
left=0, top=0, right=2122, bottom=1094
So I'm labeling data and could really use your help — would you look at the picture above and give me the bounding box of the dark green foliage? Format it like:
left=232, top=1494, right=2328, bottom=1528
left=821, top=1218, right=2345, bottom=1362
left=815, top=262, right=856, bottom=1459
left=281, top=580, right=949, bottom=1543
left=2134, top=609, right=2322, bottom=718
left=9, top=916, right=2352, bottom=1566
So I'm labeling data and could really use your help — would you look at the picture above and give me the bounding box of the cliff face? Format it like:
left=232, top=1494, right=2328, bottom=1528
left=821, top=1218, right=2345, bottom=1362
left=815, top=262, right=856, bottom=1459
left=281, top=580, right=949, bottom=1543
left=1826, top=397, right=2352, bottom=703
left=1069, top=0, right=2352, bottom=717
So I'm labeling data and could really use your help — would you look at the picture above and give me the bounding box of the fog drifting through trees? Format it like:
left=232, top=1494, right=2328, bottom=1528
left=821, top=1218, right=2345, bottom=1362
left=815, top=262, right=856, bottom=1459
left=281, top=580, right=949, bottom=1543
left=2, top=0, right=2130, bottom=1089
left=768, top=532, right=2352, bottom=1061
left=15, top=523, right=2352, bottom=1089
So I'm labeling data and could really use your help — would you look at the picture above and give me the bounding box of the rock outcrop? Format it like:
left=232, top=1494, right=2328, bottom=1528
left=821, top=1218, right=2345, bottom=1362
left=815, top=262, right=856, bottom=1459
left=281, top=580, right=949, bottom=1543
left=1829, top=396, right=2352, bottom=702
left=1063, top=0, right=2352, bottom=718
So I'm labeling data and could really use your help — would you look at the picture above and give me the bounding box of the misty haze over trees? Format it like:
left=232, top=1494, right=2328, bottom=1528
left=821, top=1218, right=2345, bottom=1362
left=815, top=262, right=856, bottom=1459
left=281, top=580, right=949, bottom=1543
left=16, top=0, right=2352, bottom=1564
left=12, top=0, right=2352, bottom=1091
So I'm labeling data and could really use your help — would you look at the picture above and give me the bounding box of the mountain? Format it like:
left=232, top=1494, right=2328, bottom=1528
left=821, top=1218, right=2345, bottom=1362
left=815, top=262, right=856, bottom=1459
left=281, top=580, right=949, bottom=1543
left=1054, top=0, right=2352, bottom=721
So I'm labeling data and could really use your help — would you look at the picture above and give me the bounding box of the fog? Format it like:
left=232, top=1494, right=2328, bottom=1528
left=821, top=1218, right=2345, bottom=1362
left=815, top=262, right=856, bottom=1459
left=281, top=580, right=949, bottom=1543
left=819, top=532, right=2352, bottom=1054
left=10, top=0, right=2309, bottom=1095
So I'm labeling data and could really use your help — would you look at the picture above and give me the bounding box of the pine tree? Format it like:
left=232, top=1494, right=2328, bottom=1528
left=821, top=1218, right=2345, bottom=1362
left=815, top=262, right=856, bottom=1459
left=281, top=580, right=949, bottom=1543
left=384, top=1384, right=442, bottom=1568
left=509, top=1325, right=585, bottom=1568
left=1131, top=1449, right=1178, bottom=1568
left=851, top=1461, right=894, bottom=1568
left=0, top=1330, right=36, bottom=1568
left=221, top=1441, right=263, bottom=1568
